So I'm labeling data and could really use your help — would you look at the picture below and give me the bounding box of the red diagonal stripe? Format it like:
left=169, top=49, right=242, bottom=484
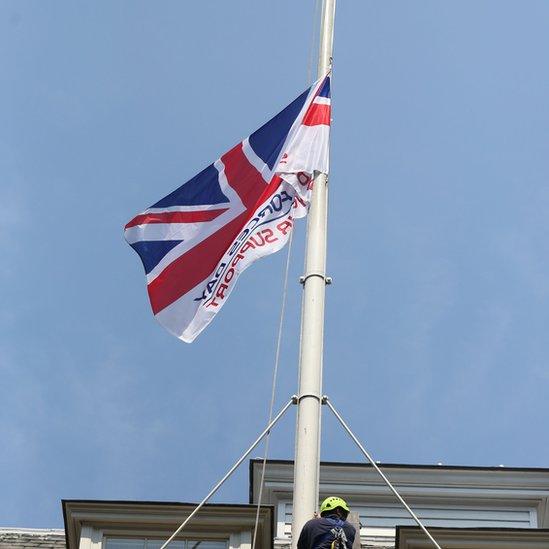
left=303, top=103, right=331, bottom=126
left=221, top=143, right=268, bottom=209
left=147, top=144, right=268, bottom=314
left=125, top=209, right=228, bottom=229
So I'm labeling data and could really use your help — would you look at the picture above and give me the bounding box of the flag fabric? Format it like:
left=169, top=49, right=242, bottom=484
left=124, top=75, right=331, bottom=342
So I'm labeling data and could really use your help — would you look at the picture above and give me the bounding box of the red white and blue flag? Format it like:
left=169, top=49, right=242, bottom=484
left=124, top=76, right=331, bottom=342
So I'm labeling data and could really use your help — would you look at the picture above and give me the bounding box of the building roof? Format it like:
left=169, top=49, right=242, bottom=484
left=0, top=528, right=65, bottom=548
left=396, top=526, right=549, bottom=548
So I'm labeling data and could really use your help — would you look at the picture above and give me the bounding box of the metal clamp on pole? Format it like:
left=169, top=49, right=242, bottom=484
left=299, top=272, right=333, bottom=285
left=294, top=392, right=323, bottom=403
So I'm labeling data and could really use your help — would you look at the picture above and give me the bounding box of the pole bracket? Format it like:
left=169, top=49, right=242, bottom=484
left=294, top=392, right=322, bottom=403
left=299, top=272, right=333, bottom=285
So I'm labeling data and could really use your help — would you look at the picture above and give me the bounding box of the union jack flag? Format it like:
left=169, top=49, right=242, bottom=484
left=124, top=76, right=331, bottom=342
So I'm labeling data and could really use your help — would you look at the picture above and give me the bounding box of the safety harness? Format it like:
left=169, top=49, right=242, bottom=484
left=318, top=517, right=348, bottom=549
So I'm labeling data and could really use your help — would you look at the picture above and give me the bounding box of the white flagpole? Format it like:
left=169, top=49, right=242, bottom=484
left=291, top=1, right=336, bottom=547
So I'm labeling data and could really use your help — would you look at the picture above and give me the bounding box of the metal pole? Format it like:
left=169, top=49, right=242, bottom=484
left=161, top=398, right=295, bottom=549
left=325, top=399, right=443, bottom=549
left=291, top=1, right=336, bottom=547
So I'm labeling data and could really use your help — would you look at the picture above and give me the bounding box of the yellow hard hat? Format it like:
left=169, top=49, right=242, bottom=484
left=320, top=496, right=350, bottom=514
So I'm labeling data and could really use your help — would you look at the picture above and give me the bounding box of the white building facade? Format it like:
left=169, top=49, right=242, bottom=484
left=250, top=460, right=549, bottom=549
left=5, top=461, right=549, bottom=549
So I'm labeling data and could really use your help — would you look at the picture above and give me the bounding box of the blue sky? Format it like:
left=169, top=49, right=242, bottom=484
left=2, top=0, right=549, bottom=529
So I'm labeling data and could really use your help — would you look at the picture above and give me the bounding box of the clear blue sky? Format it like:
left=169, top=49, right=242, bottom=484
left=2, top=0, right=549, bottom=529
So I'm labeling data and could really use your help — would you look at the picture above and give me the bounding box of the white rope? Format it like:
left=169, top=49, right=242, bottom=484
left=159, top=399, right=295, bottom=549
left=251, top=3, right=324, bottom=541
left=251, top=228, right=295, bottom=549
left=324, top=398, right=443, bottom=549
left=307, top=0, right=322, bottom=84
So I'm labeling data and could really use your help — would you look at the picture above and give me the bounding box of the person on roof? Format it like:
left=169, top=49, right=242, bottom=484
left=297, top=496, right=356, bottom=549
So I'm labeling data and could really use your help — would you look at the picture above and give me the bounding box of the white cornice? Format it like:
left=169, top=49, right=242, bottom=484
left=63, top=501, right=273, bottom=549
left=251, top=461, right=549, bottom=506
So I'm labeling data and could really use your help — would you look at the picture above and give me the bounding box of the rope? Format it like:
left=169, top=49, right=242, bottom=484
left=324, top=398, right=443, bottom=549
left=250, top=3, right=324, bottom=543
left=307, top=0, right=323, bottom=84
left=159, top=400, right=295, bottom=549
left=251, top=227, right=295, bottom=549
